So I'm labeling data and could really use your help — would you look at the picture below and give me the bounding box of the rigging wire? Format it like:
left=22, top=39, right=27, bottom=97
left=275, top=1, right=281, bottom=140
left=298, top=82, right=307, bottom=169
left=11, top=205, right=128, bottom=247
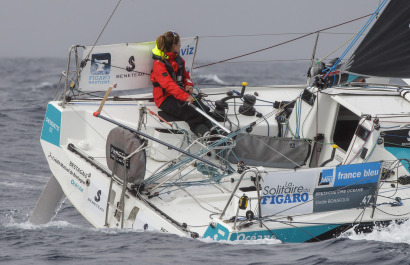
left=199, top=32, right=363, bottom=38
left=83, top=0, right=123, bottom=64
left=194, top=13, right=372, bottom=69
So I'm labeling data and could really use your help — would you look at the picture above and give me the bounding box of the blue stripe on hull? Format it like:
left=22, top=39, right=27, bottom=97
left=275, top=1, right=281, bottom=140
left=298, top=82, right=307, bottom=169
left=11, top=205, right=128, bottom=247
left=203, top=223, right=341, bottom=243
left=229, top=224, right=340, bottom=243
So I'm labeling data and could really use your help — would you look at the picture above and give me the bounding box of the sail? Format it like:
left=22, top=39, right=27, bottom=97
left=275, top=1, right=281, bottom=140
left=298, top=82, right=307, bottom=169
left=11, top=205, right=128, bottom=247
left=78, top=37, right=198, bottom=92
left=344, top=1, right=410, bottom=78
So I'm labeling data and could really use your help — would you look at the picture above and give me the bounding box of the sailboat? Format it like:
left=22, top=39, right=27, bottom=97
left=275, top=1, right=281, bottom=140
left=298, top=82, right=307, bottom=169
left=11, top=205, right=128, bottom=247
left=30, top=0, right=410, bottom=243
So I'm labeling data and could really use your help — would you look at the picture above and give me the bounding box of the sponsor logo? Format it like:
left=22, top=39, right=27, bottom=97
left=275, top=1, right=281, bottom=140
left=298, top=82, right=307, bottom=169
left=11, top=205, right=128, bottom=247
left=126, top=56, right=135, bottom=72
left=41, top=104, right=61, bottom=147
left=263, top=182, right=310, bottom=195
left=90, top=53, right=111, bottom=75
left=48, top=153, right=91, bottom=187
left=45, top=116, right=60, bottom=133
left=180, top=45, right=194, bottom=56
left=262, top=181, right=310, bottom=205
left=234, top=231, right=276, bottom=241
left=94, top=190, right=101, bottom=202
left=87, top=197, right=104, bottom=213
left=337, top=168, right=378, bottom=181
left=334, top=162, right=380, bottom=187
left=319, top=169, right=333, bottom=185
left=115, top=56, right=145, bottom=79
left=69, top=161, right=91, bottom=179
left=261, top=193, right=309, bottom=205
left=71, top=179, right=84, bottom=193
left=89, top=53, right=111, bottom=85
left=110, top=144, right=130, bottom=169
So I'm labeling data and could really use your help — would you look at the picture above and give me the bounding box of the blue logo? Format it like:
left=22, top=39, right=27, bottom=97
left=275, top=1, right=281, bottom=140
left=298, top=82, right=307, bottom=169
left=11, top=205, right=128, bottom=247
left=180, top=45, right=194, bottom=56
left=203, top=222, right=230, bottom=241
left=90, top=53, right=111, bottom=75
left=334, top=162, right=381, bottom=187
left=319, top=169, right=334, bottom=185
left=41, top=104, right=61, bottom=147
left=261, top=193, right=309, bottom=205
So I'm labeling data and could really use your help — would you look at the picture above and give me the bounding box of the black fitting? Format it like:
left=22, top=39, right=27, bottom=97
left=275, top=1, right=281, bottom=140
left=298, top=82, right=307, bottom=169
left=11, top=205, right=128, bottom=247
left=374, top=124, right=380, bottom=131
left=239, top=94, right=257, bottom=116
left=212, top=100, right=229, bottom=122
left=398, top=176, right=410, bottom=185
left=246, top=210, right=254, bottom=220
left=80, top=59, right=88, bottom=68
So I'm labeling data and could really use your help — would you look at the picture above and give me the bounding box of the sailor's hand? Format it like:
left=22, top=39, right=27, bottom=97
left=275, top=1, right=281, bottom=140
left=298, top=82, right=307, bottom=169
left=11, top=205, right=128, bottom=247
left=185, top=85, right=193, bottom=94
left=186, top=95, right=194, bottom=103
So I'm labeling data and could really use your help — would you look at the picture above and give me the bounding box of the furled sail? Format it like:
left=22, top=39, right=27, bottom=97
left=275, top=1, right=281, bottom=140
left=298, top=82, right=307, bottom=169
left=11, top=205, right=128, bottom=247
left=344, top=1, right=410, bottom=78
left=78, top=37, right=198, bottom=92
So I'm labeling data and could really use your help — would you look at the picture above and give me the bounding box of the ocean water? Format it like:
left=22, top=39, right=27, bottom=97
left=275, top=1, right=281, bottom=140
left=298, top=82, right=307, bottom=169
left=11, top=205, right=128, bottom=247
left=1, top=58, right=410, bottom=265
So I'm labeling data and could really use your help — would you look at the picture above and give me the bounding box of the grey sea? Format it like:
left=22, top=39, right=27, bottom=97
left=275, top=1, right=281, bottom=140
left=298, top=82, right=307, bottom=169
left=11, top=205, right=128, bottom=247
left=1, top=58, right=410, bottom=264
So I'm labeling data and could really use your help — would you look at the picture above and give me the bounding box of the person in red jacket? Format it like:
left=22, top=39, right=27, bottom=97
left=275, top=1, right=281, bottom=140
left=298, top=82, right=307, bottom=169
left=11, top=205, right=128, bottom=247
left=151, top=31, right=212, bottom=136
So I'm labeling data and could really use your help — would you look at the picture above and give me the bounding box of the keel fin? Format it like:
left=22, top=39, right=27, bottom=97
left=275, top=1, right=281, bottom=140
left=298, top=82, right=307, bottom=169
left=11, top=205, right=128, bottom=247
left=29, top=174, right=65, bottom=225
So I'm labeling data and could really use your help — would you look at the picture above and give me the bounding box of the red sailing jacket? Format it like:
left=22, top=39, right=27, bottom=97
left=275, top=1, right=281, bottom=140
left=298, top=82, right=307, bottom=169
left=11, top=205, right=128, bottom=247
left=150, top=52, right=193, bottom=107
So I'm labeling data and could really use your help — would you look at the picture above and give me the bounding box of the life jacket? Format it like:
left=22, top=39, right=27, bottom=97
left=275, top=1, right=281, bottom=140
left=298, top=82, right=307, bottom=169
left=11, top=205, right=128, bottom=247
left=150, top=45, right=192, bottom=107
left=152, top=46, right=185, bottom=89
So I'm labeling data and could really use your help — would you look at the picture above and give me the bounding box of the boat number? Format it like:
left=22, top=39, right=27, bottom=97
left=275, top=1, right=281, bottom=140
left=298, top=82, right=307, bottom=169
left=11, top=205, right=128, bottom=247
left=361, top=195, right=372, bottom=205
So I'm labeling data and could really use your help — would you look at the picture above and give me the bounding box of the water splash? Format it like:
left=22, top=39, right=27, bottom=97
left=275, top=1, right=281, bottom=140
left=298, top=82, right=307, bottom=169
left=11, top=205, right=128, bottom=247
left=341, top=219, right=410, bottom=244
left=198, top=236, right=281, bottom=245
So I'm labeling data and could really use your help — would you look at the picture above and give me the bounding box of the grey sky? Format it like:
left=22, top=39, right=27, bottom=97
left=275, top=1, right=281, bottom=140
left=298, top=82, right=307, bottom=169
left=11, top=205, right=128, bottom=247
left=1, top=0, right=381, bottom=61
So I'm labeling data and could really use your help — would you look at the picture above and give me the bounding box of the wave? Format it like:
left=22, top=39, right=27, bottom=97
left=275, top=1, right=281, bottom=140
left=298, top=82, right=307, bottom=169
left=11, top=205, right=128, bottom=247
left=194, top=74, right=226, bottom=85
left=341, top=219, right=410, bottom=245
left=30, top=82, right=55, bottom=91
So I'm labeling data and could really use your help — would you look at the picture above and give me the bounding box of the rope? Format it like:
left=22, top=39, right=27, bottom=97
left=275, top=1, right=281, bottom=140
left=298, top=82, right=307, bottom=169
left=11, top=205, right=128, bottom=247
left=194, top=14, right=372, bottom=69
left=143, top=105, right=313, bottom=187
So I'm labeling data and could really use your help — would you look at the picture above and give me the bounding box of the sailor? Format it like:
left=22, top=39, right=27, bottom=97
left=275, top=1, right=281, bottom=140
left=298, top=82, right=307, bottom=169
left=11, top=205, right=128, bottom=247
left=150, top=31, right=212, bottom=136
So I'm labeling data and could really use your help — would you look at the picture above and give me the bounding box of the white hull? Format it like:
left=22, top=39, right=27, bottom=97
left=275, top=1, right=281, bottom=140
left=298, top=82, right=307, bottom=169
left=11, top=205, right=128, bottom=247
left=36, top=84, right=410, bottom=242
